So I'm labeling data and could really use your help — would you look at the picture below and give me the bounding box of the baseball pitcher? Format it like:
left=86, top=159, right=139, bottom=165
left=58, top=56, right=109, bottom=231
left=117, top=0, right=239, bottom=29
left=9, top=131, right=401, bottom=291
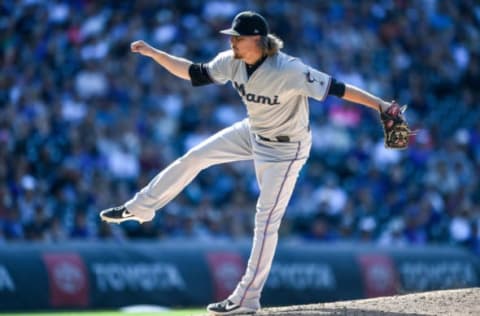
left=100, top=11, right=412, bottom=315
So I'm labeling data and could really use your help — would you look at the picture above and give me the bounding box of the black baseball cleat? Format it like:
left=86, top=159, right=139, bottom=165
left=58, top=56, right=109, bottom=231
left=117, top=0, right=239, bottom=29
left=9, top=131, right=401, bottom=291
left=207, top=299, right=256, bottom=315
left=99, top=206, right=147, bottom=224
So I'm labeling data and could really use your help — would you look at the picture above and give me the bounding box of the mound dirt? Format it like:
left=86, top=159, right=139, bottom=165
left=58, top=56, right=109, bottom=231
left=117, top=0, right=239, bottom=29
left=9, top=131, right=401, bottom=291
left=253, top=288, right=480, bottom=316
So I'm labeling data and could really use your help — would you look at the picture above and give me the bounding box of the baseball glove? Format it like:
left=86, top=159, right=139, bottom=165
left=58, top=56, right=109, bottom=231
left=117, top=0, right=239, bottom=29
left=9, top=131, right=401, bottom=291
left=380, top=101, right=414, bottom=149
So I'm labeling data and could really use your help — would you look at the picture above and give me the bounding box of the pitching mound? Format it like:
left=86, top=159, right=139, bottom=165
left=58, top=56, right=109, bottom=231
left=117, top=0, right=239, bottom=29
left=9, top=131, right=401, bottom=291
left=254, top=288, right=480, bottom=316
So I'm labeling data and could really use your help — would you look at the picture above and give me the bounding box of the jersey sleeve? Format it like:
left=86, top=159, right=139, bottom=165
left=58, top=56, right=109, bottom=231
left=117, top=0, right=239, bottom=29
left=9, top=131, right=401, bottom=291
left=205, top=50, right=233, bottom=85
left=289, top=61, right=332, bottom=101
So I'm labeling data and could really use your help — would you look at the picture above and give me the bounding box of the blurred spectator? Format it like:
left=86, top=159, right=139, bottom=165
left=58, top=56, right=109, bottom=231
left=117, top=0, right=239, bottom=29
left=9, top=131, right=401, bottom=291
left=70, top=212, right=95, bottom=239
left=304, top=215, right=337, bottom=242
left=24, top=205, right=50, bottom=241
left=47, top=217, right=68, bottom=242
left=358, top=217, right=377, bottom=242
left=378, top=218, right=408, bottom=247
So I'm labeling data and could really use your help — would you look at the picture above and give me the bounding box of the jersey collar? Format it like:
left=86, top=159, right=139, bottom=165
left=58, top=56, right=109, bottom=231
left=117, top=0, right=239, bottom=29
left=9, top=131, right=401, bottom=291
left=245, top=55, right=268, bottom=78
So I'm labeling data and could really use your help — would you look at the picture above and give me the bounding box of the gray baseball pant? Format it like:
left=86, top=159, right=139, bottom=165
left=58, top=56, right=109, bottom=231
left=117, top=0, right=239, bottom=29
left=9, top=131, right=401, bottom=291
left=125, top=119, right=311, bottom=310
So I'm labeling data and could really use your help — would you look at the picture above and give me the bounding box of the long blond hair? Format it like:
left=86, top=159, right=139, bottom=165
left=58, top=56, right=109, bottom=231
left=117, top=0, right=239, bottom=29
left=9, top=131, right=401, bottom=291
left=260, top=34, right=283, bottom=56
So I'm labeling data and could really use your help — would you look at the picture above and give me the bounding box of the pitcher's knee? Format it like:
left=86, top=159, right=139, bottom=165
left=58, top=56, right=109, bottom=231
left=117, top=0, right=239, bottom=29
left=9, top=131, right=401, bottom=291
left=260, top=221, right=282, bottom=232
left=256, top=207, right=286, bottom=223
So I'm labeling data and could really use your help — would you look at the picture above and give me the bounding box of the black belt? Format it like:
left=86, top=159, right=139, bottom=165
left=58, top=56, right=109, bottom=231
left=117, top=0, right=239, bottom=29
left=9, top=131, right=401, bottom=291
left=257, top=134, right=290, bottom=142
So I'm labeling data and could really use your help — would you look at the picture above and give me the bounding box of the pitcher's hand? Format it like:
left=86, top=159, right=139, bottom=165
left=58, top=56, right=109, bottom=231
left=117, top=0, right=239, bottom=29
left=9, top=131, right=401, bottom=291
left=130, top=40, right=156, bottom=57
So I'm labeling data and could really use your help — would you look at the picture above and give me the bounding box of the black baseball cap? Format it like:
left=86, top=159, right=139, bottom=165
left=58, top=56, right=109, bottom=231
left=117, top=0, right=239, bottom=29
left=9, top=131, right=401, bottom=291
left=220, top=11, right=269, bottom=36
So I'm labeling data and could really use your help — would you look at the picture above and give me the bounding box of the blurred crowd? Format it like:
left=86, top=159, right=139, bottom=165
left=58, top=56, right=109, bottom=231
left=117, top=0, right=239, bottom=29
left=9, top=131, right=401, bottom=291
left=1, top=0, right=480, bottom=254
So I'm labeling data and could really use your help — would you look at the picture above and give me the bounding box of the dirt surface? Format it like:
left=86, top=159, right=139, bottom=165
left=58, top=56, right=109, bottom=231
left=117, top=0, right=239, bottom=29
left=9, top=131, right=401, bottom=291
left=248, top=288, right=480, bottom=316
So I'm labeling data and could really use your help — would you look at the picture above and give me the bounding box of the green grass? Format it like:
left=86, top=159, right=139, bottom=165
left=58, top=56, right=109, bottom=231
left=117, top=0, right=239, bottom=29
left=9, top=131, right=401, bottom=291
left=0, top=309, right=206, bottom=316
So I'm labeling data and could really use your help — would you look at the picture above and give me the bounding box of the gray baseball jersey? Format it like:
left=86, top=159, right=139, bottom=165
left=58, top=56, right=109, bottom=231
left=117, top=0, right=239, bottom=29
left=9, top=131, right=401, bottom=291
left=124, top=50, right=332, bottom=311
left=208, top=50, right=331, bottom=141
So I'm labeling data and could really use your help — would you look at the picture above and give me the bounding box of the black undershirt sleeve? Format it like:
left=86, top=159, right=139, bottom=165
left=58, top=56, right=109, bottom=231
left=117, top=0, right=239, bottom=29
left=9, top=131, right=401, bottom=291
left=327, top=78, right=346, bottom=97
left=189, top=63, right=214, bottom=86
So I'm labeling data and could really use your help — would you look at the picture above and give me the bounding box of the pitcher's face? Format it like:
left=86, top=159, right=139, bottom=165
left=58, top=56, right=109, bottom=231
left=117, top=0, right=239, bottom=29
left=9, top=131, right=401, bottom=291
left=230, top=35, right=261, bottom=60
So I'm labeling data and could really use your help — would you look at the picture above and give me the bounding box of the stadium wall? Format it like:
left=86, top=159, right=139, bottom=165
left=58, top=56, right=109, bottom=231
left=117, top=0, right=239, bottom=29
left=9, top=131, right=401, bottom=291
left=0, top=241, right=478, bottom=311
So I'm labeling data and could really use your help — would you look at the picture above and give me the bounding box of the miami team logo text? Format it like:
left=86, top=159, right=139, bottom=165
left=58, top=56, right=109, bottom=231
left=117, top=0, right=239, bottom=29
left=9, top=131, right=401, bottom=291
left=234, top=81, right=280, bottom=105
